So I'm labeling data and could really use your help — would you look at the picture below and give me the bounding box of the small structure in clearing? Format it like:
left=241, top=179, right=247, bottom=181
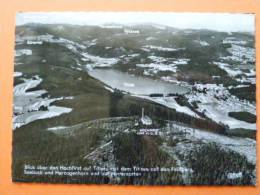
left=140, top=108, right=152, bottom=126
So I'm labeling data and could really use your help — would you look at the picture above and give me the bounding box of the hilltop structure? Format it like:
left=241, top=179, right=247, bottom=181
left=140, top=108, right=152, bottom=126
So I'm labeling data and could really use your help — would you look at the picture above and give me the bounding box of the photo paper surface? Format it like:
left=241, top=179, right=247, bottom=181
left=13, top=12, right=256, bottom=185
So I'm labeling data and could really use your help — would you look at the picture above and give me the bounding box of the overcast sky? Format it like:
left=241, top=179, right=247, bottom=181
left=16, top=12, right=255, bottom=32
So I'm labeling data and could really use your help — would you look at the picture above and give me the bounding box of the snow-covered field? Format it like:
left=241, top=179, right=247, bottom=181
left=186, top=84, right=256, bottom=130
left=13, top=75, right=72, bottom=129
left=194, top=40, right=209, bottom=46
left=221, top=40, right=255, bottom=65
left=213, top=61, right=243, bottom=77
left=142, top=45, right=185, bottom=52
left=15, top=49, right=32, bottom=57
left=14, top=72, right=23, bottom=77
left=82, top=52, right=119, bottom=69
left=136, top=57, right=190, bottom=75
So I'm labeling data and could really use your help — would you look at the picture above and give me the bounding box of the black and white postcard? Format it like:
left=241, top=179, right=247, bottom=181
left=13, top=12, right=256, bottom=185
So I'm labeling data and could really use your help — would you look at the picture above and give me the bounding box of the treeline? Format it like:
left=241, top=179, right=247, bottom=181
left=187, top=143, right=254, bottom=185
left=228, top=111, right=256, bottom=124
left=112, top=133, right=184, bottom=185
left=13, top=123, right=106, bottom=184
left=229, top=84, right=256, bottom=103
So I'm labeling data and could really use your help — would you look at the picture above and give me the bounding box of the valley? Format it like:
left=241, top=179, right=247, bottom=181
left=13, top=23, right=256, bottom=185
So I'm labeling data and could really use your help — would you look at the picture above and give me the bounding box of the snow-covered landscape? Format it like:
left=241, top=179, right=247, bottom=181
left=13, top=12, right=256, bottom=186
left=13, top=74, right=72, bottom=129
